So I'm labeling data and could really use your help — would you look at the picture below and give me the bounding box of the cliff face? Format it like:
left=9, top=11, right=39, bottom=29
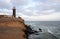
left=0, top=15, right=26, bottom=39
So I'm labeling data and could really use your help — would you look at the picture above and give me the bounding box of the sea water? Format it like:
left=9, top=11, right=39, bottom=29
left=25, top=21, right=60, bottom=39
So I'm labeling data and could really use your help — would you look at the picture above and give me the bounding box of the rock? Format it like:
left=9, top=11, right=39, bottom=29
left=0, top=15, right=26, bottom=39
left=24, top=25, right=42, bottom=39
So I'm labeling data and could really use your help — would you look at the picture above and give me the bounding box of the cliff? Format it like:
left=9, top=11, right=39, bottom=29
left=0, top=15, right=26, bottom=39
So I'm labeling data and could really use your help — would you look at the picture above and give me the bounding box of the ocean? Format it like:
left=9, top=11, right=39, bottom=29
left=25, top=21, right=60, bottom=39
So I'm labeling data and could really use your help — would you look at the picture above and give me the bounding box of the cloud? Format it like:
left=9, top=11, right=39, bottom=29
left=0, top=9, right=12, bottom=14
left=0, top=0, right=11, bottom=9
left=0, top=0, right=60, bottom=21
left=23, top=13, right=60, bottom=21
left=49, top=0, right=60, bottom=2
left=11, top=0, right=29, bottom=6
left=0, top=12, right=11, bottom=15
left=17, top=9, right=60, bottom=21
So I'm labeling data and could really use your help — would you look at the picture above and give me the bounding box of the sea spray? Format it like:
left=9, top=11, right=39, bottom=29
left=48, top=29, right=53, bottom=34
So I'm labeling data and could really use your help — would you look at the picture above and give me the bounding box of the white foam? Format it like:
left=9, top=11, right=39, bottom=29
left=48, top=29, right=53, bottom=34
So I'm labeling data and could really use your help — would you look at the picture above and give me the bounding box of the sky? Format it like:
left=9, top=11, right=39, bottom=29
left=0, top=0, right=60, bottom=21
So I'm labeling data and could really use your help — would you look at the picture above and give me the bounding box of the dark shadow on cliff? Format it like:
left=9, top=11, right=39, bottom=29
left=24, top=25, right=42, bottom=39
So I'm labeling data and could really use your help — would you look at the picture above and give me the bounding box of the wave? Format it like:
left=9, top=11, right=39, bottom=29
left=47, top=29, right=53, bottom=34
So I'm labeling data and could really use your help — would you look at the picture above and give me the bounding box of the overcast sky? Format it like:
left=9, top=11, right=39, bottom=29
left=0, top=0, right=60, bottom=21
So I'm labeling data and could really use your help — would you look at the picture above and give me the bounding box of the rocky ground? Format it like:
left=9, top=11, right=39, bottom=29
left=0, top=16, right=26, bottom=39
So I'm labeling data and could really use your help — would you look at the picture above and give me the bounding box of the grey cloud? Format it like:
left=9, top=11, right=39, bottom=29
left=0, top=0, right=12, bottom=9
left=0, top=0, right=60, bottom=21
left=32, top=0, right=60, bottom=12
left=11, top=0, right=28, bottom=6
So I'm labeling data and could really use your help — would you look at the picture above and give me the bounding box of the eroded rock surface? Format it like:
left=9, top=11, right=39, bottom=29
left=0, top=15, right=26, bottom=39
